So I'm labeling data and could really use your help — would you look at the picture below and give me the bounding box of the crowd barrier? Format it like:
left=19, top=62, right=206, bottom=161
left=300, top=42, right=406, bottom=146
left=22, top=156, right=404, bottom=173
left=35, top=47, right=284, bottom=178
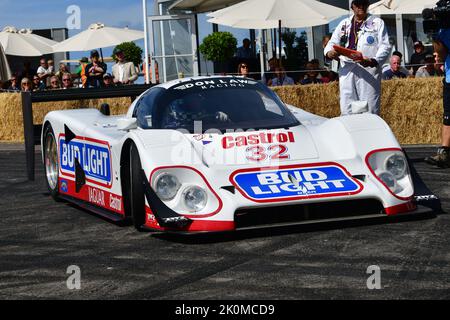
left=0, top=77, right=444, bottom=145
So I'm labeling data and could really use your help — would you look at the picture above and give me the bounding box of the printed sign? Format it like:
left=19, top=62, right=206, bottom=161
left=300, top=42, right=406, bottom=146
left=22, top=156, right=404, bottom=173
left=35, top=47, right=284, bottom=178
left=173, top=78, right=257, bottom=91
left=231, top=164, right=362, bottom=202
left=59, top=137, right=112, bottom=186
left=222, top=132, right=295, bottom=149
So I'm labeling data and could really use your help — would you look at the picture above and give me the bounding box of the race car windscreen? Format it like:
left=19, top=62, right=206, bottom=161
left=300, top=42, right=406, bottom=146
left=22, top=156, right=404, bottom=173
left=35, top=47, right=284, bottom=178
left=136, top=78, right=300, bottom=133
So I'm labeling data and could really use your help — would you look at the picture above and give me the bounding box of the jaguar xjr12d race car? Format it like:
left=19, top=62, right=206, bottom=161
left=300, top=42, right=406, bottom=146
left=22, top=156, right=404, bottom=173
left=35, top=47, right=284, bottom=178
left=42, top=76, right=437, bottom=233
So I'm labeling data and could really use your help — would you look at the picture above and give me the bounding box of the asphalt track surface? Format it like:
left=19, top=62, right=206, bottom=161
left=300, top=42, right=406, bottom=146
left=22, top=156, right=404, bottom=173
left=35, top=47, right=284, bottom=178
left=0, top=144, right=449, bottom=300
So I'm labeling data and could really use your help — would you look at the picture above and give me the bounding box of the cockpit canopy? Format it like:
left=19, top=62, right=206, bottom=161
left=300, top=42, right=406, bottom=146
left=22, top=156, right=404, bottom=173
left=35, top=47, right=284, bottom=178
left=134, top=77, right=299, bottom=133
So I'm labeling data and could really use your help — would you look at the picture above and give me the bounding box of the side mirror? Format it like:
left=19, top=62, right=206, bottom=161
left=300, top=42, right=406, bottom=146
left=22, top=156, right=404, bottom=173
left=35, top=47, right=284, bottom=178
left=351, top=101, right=369, bottom=114
left=117, top=118, right=138, bottom=131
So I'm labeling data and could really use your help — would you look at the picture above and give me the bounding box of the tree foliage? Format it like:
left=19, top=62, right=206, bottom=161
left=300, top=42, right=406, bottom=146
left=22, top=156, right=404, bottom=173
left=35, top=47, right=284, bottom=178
left=113, top=42, right=143, bottom=67
left=282, top=29, right=309, bottom=72
left=199, top=32, right=237, bottom=62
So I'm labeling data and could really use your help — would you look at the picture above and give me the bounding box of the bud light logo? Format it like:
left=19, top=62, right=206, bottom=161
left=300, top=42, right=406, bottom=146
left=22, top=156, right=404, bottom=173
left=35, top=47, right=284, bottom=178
left=231, top=164, right=362, bottom=202
left=59, top=137, right=112, bottom=186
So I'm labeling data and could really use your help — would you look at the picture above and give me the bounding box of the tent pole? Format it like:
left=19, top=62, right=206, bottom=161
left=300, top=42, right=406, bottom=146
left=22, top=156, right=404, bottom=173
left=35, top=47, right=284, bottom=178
left=278, top=20, right=282, bottom=66
left=143, top=0, right=150, bottom=84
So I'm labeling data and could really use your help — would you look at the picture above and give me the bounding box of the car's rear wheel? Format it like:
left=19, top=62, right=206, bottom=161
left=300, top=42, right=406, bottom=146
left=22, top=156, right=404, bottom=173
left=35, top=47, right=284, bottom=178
left=43, top=124, right=59, bottom=200
left=129, top=143, right=146, bottom=230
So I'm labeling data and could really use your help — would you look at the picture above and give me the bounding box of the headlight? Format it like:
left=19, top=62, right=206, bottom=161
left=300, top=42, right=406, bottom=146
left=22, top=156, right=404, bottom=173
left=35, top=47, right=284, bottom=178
left=366, top=149, right=413, bottom=199
left=385, top=154, right=407, bottom=179
left=378, top=171, right=397, bottom=193
left=183, top=186, right=207, bottom=212
left=155, top=173, right=180, bottom=200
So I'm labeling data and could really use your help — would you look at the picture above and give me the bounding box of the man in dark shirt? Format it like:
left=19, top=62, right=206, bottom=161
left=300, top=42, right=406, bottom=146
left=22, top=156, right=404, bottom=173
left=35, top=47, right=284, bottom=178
left=382, top=55, right=407, bottom=80
left=262, top=57, right=278, bottom=85
left=85, top=50, right=107, bottom=88
left=300, top=61, right=323, bottom=85
left=410, top=41, right=427, bottom=76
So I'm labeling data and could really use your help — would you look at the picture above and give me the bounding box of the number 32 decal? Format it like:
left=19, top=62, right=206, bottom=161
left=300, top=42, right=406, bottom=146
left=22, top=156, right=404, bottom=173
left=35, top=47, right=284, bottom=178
left=246, top=145, right=290, bottom=162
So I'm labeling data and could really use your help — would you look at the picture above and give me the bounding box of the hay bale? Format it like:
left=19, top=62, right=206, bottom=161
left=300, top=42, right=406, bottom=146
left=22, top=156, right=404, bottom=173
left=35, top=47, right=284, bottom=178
left=274, top=77, right=443, bottom=145
left=0, top=93, right=23, bottom=142
left=380, top=77, right=442, bottom=144
left=274, top=82, right=340, bottom=118
left=0, top=93, right=130, bottom=142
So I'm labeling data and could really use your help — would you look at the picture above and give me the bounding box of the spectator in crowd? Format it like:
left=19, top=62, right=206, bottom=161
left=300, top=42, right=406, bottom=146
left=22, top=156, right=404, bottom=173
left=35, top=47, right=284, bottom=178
left=49, top=76, right=60, bottom=90
left=61, top=73, right=73, bottom=89
left=416, top=54, right=439, bottom=78
left=47, top=60, right=55, bottom=74
left=8, top=76, right=20, bottom=91
left=235, top=38, right=255, bottom=60
left=434, top=52, right=445, bottom=76
left=75, top=57, right=89, bottom=88
left=20, top=78, right=32, bottom=92
left=103, top=73, right=115, bottom=87
left=322, top=35, right=332, bottom=64
left=300, top=61, right=323, bottom=85
left=324, top=0, right=391, bottom=116
left=262, top=58, right=279, bottom=85
left=85, top=50, right=107, bottom=88
left=237, top=62, right=251, bottom=78
left=112, top=48, right=138, bottom=85
left=424, top=28, right=450, bottom=167
left=55, top=63, right=70, bottom=81
left=271, top=67, right=295, bottom=86
left=382, top=55, right=407, bottom=80
left=323, top=34, right=339, bottom=73
left=32, top=75, right=45, bottom=91
left=37, top=58, right=52, bottom=84
left=410, top=41, right=427, bottom=76
left=320, top=70, right=339, bottom=83
left=382, top=51, right=411, bottom=76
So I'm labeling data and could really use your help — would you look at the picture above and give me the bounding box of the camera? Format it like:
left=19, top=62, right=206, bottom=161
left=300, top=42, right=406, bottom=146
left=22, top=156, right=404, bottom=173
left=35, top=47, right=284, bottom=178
left=422, top=0, right=450, bottom=36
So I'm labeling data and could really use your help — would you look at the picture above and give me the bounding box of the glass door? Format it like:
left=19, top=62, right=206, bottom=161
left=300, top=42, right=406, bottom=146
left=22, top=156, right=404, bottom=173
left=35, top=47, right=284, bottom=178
left=148, top=14, right=199, bottom=83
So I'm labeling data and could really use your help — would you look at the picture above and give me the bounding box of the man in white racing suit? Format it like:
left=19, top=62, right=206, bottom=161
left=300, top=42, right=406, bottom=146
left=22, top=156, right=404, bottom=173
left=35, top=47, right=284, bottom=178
left=324, top=0, right=391, bottom=115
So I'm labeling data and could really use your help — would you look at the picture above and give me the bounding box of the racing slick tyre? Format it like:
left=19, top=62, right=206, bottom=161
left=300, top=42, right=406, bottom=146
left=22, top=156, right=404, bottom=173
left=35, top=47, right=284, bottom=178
left=128, top=143, right=146, bottom=231
left=43, top=124, right=59, bottom=201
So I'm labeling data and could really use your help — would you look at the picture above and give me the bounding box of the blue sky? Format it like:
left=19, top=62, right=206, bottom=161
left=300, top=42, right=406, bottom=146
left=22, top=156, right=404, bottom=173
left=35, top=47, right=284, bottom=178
left=0, top=0, right=153, bottom=61
left=0, top=0, right=149, bottom=31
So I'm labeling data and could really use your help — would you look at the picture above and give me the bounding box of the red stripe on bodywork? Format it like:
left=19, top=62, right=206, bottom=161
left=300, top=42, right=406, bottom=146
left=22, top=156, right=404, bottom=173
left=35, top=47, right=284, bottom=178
left=144, top=206, right=234, bottom=232
left=384, top=201, right=417, bottom=216
left=59, top=178, right=125, bottom=215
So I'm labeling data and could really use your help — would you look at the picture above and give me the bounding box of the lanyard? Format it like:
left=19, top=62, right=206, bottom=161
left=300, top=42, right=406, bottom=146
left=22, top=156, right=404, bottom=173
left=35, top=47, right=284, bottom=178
left=352, top=18, right=365, bottom=48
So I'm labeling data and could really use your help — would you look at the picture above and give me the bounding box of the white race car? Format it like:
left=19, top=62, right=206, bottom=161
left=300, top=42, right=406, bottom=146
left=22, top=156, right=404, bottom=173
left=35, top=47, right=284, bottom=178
left=41, top=76, right=431, bottom=233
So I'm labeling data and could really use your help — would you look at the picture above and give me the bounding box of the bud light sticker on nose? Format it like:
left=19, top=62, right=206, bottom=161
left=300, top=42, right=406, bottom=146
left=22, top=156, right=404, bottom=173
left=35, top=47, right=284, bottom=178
left=231, top=164, right=362, bottom=202
left=59, top=136, right=112, bottom=187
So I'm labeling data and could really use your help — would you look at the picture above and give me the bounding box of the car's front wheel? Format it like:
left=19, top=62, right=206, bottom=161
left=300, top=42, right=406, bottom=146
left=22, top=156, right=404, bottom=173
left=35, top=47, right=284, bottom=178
left=128, top=143, right=146, bottom=230
left=43, top=124, right=59, bottom=200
